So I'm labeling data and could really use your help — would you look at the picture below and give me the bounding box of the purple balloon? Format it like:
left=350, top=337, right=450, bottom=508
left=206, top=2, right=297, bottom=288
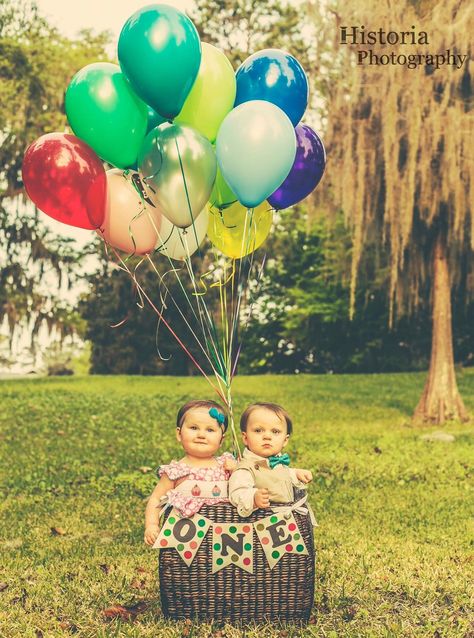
left=268, top=124, right=326, bottom=209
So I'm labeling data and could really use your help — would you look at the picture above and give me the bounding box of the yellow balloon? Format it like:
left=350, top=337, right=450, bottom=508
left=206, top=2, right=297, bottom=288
left=175, top=43, right=236, bottom=143
left=208, top=201, right=273, bottom=258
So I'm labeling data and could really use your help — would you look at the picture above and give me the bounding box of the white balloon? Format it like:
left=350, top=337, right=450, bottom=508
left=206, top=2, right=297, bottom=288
left=99, top=169, right=161, bottom=254
left=156, top=208, right=209, bottom=261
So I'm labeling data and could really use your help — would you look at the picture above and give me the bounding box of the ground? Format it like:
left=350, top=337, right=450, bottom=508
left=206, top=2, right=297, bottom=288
left=0, top=373, right=473, bottom=637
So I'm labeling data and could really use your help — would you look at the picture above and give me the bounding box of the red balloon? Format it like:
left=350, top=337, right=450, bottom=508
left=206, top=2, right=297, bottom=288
left=22, top=133, right=106, bottom=229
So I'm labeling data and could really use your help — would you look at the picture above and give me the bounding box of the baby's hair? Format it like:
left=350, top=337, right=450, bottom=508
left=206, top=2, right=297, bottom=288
left=240, top=402, right=293, bottom=435
left=177, top=400, right=228, bottom=432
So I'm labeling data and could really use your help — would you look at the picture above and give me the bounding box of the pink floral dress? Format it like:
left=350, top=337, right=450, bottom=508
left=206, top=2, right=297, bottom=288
left=158, top=452, right=234, bottom=518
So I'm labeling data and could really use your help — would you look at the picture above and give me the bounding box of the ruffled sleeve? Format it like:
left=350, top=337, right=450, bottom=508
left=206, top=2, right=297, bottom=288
left=158, top=460, right=191, bottom=481
left=217, top=451, right=235, bottom=465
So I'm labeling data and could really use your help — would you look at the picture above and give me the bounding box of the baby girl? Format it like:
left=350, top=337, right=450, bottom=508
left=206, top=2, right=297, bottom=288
left=144, top=399, right=235, bottom=546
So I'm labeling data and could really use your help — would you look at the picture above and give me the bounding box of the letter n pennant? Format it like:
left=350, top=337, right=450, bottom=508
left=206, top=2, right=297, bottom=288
left=153, top=508, right=211, bottom=566
left=254, top=512, right=308, bottom=569
left=212, top=522, right=254, bottom=574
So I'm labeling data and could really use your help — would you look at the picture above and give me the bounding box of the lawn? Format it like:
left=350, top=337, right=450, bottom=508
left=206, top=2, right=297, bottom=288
left=0, top=372, right=473, bottom=637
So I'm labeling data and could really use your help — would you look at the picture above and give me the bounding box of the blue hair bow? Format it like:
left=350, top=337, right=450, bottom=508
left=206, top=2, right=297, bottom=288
left=209, top=407, right=225, bottom=425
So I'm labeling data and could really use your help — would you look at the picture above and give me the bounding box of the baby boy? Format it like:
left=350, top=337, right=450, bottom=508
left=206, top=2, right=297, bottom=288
left=229, top=402, right=312, bottom=516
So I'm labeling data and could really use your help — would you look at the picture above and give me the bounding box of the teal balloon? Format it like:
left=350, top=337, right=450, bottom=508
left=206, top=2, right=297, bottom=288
left=147, top=107, right=166, bottom=134
left=216, top=100, right=297, bottom=208
left=118, top=4, right=201, bottom=120
left=65, top=63, right=148, bottom=168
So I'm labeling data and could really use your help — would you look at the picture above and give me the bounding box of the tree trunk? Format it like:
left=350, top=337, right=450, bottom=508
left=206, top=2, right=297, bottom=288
left=413, top=233, right=469, bottom=425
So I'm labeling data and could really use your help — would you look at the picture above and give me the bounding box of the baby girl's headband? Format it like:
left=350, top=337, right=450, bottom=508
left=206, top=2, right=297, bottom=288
left=209, top=407, right=226, bottom=430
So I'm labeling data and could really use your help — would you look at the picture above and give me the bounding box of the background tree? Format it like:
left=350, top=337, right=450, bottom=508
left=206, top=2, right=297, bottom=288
left=0, top=0, right=111, bottom=362
left=192, top=0, right=312, bottom=68
left=320, top=0, right=473, bottom=423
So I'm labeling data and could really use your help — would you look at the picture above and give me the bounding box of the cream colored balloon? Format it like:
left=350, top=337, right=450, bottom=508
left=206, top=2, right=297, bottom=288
left=156, top=208, right=209, bottom=260
left=100, top=169, right=161, bottom=254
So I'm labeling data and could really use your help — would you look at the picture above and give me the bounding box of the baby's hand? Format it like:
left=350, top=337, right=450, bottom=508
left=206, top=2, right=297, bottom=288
left=254, top=488, right=270, bottom=509
left=144, top=524, right=160, bottom=546
left=295, top=469, right=313, bottom=484
left=223, top=458, right=238, bottom=473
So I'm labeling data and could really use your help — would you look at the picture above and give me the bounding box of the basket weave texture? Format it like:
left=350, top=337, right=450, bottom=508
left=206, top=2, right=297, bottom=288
left=159, top=489, right=315, bottom=624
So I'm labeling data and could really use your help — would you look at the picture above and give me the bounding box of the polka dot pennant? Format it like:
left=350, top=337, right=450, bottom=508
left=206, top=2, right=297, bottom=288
left=254, top=512, right=308, bottom=569
left=152, top=508, right=211, bottom=567
left=212, top=522, right=254, bottom=574
left=154, top=508, right=309, bottom=573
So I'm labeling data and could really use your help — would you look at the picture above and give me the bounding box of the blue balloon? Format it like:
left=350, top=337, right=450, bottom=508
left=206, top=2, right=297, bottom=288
left=235, top=49, right=308, bottom=127
left=216, top=100, right=297, bottom=208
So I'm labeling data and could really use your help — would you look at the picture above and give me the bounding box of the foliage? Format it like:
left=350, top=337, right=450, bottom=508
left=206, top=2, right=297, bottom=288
left=42, top=337, right=89, bottom=376
left=79, top=248, right=223, bottom=376
left=0, top=0, right=111, bottom=361
left=0, top=373, right=473, bottom=636
left=239, top=210, right=474, bottom=374
left=0, top=204, right=90, bottom=356
left=0, top=0, right=111, bottom=198
left=192, top=0, right=313, bottom=69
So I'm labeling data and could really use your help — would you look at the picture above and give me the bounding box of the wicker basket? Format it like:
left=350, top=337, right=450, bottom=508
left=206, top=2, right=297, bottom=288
left=159, top=489, right=315, bottom=624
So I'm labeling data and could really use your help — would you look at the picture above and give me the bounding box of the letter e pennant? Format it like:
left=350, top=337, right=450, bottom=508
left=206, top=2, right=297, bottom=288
left=254, top=513, right=308, bottom=569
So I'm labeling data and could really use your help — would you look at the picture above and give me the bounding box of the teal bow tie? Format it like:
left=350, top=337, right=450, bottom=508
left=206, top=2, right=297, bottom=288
left=268, top=453, right=291, bottom=469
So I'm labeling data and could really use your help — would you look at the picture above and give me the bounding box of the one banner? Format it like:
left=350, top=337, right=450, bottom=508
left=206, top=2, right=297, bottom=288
left=211, top=522, right=254, bottom=574
left=153, top=508, right=211, bottom=566
left=154, top=508, right=309, bottom=573
left=254, top=512, right=309, bottom=569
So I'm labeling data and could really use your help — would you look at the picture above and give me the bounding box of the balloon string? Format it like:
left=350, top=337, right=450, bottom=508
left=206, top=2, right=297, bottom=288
left=142, top=200, right=206, bottom=331
left=173, top=135, right=229, bottom=386
left=173, top=138, right=229, bottom=387
left=140, top=184, right=228, bottom=397
left=153, top=264, right=183, bottom=362
left=172, top=162, right=239, bottom=448
left=140, top=133, right=214, bottom=357
left=192, top=261, right=236, bottom=296
left=227, top=208, right=254, bottom=370
left=231, top=253, right=267, bottom=381
left=105, top=241, right=227, bottom=402
left=145, top=254, right=227, bottom=380
left=173, top=139, right=223, bottom=378
left=139, top=198, right=224, bottom=381
left=174, top=137, right=200, bottom=256
left=154, top=286, right=172, bottom=361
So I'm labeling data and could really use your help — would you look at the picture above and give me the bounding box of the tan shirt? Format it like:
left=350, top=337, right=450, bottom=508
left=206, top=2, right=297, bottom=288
left=229, top=448, right=306, bottom=517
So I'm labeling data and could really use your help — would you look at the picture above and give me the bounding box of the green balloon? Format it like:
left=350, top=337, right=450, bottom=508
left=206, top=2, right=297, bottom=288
left=209, top=166, right=237, bottom=210
left=139, top=123, right=217, bottom=228
left=65, top=62, right=147, bottom=168
left=118, top=4, right=201, bottom=120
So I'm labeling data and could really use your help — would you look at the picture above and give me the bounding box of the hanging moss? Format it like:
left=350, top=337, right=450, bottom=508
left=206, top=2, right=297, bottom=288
left=320, top=0, right=473, bottom=323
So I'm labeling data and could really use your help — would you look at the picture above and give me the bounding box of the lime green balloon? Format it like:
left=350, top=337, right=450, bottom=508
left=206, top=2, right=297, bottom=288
left=209, top=166, right=237, bottom=210
left=175, top=43, right=236, bottom=143
left=65, top=62, right=148, bottom=168
left=208, top=200, right=273, bottom=258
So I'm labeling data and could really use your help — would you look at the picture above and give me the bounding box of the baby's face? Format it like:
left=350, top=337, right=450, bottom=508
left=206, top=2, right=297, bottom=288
left=242, top=407, right=289, bottom=458
left=176, top=407, right=224, bottom=458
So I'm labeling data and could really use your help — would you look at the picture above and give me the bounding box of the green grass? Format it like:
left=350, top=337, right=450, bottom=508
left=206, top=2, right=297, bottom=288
left=0, top=372, right=473, bottom=637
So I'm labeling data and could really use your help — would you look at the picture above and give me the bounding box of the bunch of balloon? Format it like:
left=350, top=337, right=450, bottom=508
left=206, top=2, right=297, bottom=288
left=21, top=4, right=326, bottom=453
